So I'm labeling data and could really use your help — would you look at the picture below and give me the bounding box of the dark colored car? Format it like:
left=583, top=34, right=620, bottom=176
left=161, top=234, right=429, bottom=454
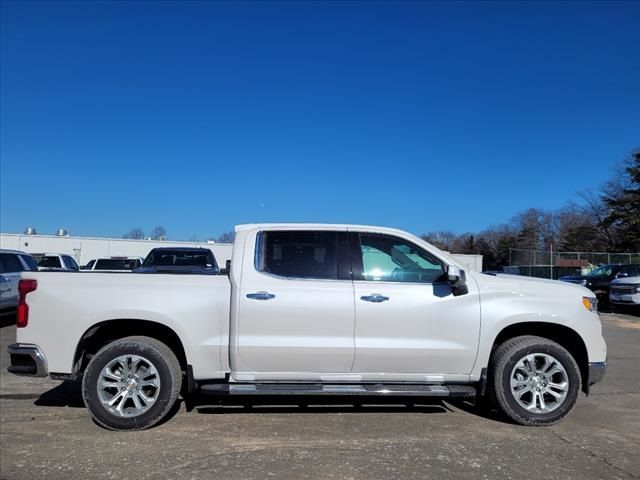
left=559, top=264, right=640, bottom=303
left=135, top=247, right=219, bottom=275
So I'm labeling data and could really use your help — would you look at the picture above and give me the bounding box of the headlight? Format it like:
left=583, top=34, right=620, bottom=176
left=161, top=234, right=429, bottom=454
left=636, top=286, right=640, bottom=293
left=580, top=279, right=588, bottom=286
left=582, top=296, right=598, bottom=312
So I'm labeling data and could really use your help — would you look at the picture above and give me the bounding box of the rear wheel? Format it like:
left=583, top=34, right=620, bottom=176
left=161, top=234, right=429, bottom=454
left=489, top=335, right=581, bottom=426
left=82, top=336, right=182, bottom=430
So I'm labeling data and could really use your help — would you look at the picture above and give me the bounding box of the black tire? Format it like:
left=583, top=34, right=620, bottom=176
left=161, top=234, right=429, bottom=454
left=489, top=335, right=581, bottom=426
left=82, top=336, right=182, bottom=430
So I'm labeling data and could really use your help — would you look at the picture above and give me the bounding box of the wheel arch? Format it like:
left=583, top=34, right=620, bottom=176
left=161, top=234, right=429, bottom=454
left=490, top=322, right=589, bottom=393
left=72, top=319, right=188, bottom=376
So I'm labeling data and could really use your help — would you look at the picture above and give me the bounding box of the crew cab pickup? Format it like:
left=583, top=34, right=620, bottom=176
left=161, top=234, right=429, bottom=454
left=8, top=224, right=607, bottom=430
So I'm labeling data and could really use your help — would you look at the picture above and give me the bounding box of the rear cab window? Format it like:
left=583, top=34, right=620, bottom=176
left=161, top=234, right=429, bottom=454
left=37, top=256, right=62, bottom=269
left=95, top=258, right=141, bottom=270
left=143, top=249, right=217, bottom=269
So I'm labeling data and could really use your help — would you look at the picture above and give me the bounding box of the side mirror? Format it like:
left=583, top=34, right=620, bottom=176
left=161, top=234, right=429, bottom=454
left=447, top=265, right=468, bottom=296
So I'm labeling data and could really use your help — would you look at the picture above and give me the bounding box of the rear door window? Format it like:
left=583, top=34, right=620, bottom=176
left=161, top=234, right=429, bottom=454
left=256, top=231, right=342, bottom=280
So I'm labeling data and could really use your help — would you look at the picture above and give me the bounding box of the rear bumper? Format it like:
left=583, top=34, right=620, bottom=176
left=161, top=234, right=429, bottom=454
left=588, top=361, right=606, bottom=386
left=7, top=344, right=48, bottom=377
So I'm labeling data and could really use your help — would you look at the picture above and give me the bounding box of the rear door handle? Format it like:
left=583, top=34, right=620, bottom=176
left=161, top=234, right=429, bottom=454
left=361, top=294, right=389, bottom=303
left=246, top=292, right=276, bottom=300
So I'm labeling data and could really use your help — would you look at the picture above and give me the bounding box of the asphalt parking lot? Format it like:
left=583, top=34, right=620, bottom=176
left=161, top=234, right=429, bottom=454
left=0, top=311, right=638, bottom=480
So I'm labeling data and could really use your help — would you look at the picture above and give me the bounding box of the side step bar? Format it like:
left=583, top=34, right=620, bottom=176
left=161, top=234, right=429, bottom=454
left=199, top=383, right=476, bottom=397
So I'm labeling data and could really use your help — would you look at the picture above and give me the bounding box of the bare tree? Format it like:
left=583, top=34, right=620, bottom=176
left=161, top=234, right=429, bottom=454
left=123, top=228, right=145, bottom=240
left=421, top=231, right=457, bottom=251
left=150, top=226, right=167, bottom=240
left=216, top=231, right=235, bottom=244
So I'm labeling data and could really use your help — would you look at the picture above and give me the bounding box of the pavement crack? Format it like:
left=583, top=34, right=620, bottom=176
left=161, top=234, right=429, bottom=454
left=549, top=430, right=637, bottom=478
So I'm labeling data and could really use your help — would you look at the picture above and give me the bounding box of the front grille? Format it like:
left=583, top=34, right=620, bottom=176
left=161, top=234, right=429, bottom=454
left=611, top=285, right=638, bottom=294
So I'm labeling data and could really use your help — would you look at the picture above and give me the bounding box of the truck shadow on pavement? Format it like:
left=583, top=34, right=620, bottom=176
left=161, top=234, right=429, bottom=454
left=33, top=381, right=511, bottom=425
left=34, top=380, right=84, bottom=408
left=191, top=395, right=453, bottom=416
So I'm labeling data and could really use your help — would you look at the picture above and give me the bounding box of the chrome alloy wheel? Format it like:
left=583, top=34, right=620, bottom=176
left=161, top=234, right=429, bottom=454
left=97, top=354, right=161, bottom=417
left=510, top=353, right=569, bottom=414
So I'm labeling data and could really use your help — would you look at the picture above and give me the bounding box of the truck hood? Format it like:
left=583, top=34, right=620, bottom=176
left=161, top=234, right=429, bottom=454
left=611, top=276, right=640, bottom=285
left=558, top=275, right=587, bottom=281
left=472, top=272, right=594, bottom=302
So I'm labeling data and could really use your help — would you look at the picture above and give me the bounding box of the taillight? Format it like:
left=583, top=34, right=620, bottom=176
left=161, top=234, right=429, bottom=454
left=17, top=279, right=38, bottom=328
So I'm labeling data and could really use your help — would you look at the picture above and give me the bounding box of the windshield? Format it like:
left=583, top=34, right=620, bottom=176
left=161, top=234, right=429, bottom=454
left=143, top=249, right=217, bottom=268
left=94, top=259, right=141, bottom=270
left=587, top=266, right=613, bottom=277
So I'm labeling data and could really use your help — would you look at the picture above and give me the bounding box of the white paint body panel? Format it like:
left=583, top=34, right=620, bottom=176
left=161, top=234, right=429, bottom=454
left=15, top=223, right=606, bottom=385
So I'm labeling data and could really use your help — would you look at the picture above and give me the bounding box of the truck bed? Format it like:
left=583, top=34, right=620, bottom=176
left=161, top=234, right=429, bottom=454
left=17, top=271, right=231, bottom=379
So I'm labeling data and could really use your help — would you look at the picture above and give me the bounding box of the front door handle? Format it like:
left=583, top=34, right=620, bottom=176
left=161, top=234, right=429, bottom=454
left=246, top=292, right=276, bottom=300
left=361, top=294, right=389, bottom=303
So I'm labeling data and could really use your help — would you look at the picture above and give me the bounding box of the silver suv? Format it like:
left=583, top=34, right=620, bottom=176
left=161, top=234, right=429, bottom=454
left=0, top=250, right=39, bottom=314
left=610, top=276, right=640, bottom=307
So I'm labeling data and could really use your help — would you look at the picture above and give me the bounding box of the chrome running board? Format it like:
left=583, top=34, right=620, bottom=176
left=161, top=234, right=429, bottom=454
left=199, top=383, right=476, bottom=397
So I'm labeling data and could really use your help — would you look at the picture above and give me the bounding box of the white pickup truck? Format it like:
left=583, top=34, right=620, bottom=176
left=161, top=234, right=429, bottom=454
left=8, top=224, right=607, bottom=430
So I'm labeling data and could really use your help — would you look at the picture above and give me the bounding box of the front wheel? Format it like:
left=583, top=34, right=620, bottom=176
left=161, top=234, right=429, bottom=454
left=82, top=336, right=182, bottom=430
left=489, top=335, right=581, bottom=426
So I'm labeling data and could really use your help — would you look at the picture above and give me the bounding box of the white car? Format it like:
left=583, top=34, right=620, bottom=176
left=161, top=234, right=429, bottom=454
left=81, top=257, right=143, bottom=272
left=609, top=276, right=640, bottom=307
left=32, top=253, right=79, bottom=271
left=8, top=224, right=607, bottom=430
left=0, top=249, right=39, bottom=314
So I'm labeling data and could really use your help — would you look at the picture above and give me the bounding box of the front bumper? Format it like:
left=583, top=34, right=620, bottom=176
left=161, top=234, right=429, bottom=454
left=588, top=361, right=606, bottom=387
left=7, top=344, right=48, bottom=377
left=610, top=293, right=640, bottom=305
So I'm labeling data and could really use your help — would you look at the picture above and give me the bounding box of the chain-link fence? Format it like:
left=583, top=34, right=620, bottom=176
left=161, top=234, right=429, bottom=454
left=507, top=249, right=640, bottom=279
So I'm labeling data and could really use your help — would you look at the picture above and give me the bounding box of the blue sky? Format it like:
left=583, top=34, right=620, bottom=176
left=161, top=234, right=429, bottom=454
left=1, top=1, right=638, bottom=240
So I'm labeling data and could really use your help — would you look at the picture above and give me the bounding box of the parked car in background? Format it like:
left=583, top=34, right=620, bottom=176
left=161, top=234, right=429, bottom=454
left=135, top=247, right=218, bottom=274
left=610, top=276, right=640, bottom=308
left=9, top=224, right=606, bottom=430
left=559, top=264, right=640, bottom=304
left=81, top=257, right=143, bottom=272
left=0, top=249, right=38, bottom=315
left=32, top=253, right=79, bottom=272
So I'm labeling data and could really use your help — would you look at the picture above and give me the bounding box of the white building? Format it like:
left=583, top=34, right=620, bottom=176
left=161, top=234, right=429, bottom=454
left=0, top=232, right=233, bottom=267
